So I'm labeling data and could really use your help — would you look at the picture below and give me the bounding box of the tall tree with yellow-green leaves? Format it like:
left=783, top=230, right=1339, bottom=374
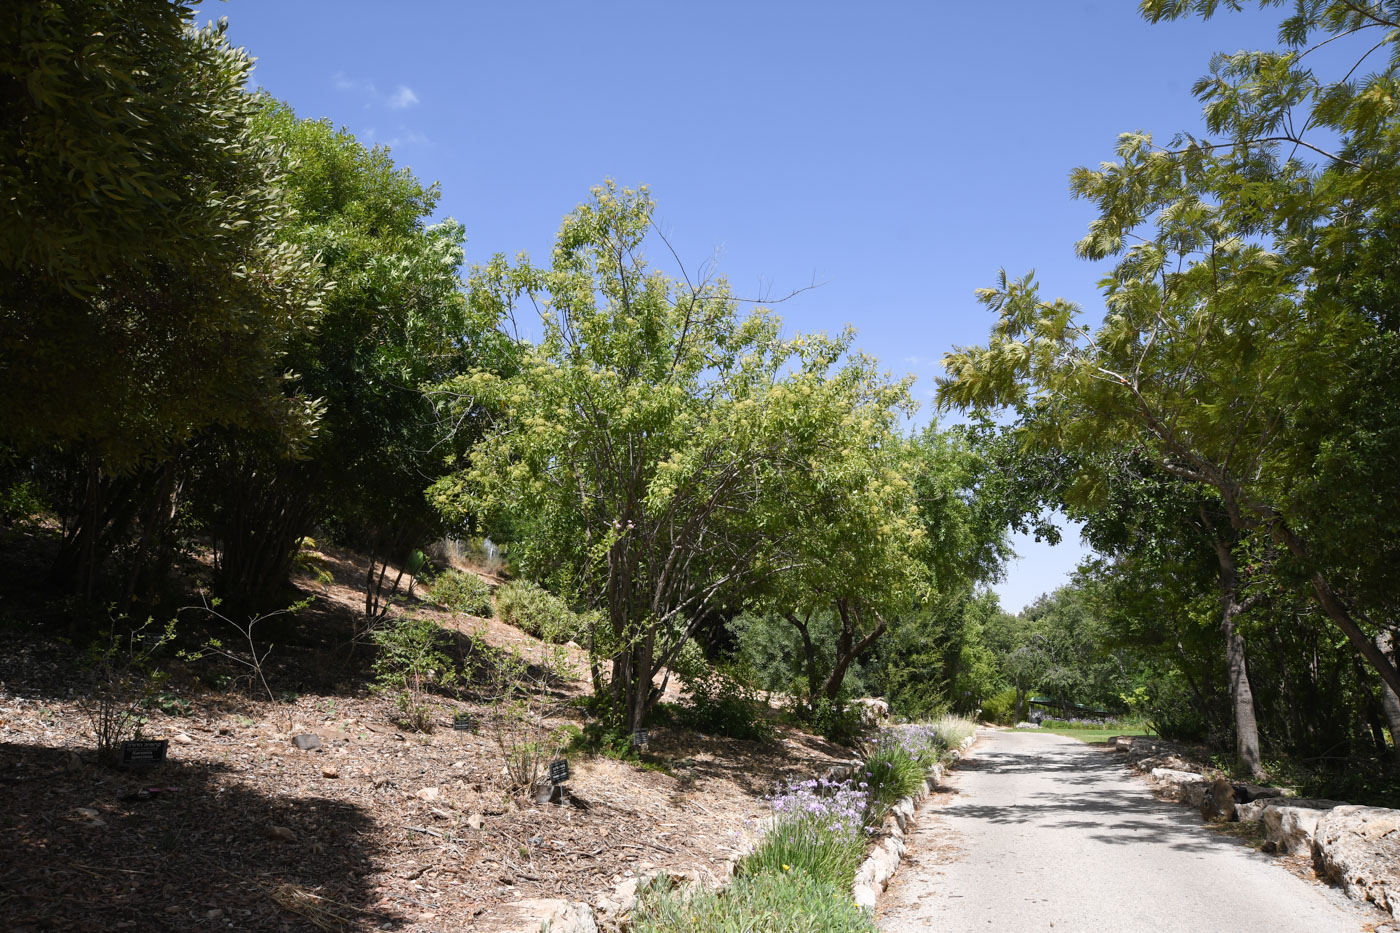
left=938, top=0, right=1400, bottom=721
left=431, top=183, right=924, bottom=732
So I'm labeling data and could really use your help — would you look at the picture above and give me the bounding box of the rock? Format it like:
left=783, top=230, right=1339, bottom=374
left=891, top=798, right=916, bottom=833
left=509, top=898, right=598, bottom=933
left=851, top=697, right=890, bottom=726
left=853, top=881, right=879, bottom=910
left=1181, top=781, right=1211, bottom=808
left=321, top=764, right=339, bottom=779
left=414, top=786, right=440, bottom=802
left=173, top=733, right=194, bottom=746
left=1236, top=782, right=1289, bottom=803
left=1015, top=721, right=1040, bottom=729
left=1312, top=805, right=1400, bottom=914
left=466, top=812, right=485, bottom=830
left=1258, top=799, right=1345, bottom=855
left=205, top=909, right=224, bottom=921
left=65, top=752, right=83, bottom=772
left=72, top=807, right=105, bottom=826
left=1200, top=777, right=1237, bottom=822
left=261, top=825, right=297, bottom=843
left=1149, top=767, right=1202, bottom=786
left=534, top=781, right=564, bottom=805
left=291, top=734, right=322, bottom=752
left=1110, top=735, right=1136, bottom=752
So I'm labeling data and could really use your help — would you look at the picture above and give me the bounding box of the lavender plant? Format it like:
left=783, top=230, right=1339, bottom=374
left=740, top=778, right=870, bottom=889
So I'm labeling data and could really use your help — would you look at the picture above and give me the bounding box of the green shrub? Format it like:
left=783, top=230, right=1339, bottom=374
left=677, top=663, right=773, bottom=741
left=0, top=480, right=46, bottom=527
left=630, top=869, right=876, bottom=933
left=981, top=687, right=1019, bottom=725
left=371, top=615, right=457, bottom=731
left=808, top=694, right=864, bottom=746
left=495, top=580, right=584, bottom=642
left=860, top=741, right=925, bottom=823
left=741, top=815, right=867, bottom=891
left=429, top=569, right=493, bottom=618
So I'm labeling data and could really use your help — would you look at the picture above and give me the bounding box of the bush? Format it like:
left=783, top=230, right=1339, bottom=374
left=371, top=615, right=457, bottom=731
left=677, top=663, right=773, bottom=741
left=808, top=694, right=865, bottom=746
left=981, top=687, right=1019, bottom=725
left=742, top=778, right=870, bottom=889
left=860, top=741, right=925, bottom=823
left=0, top=480, right=46, bottom=527
left=494, top=580, right=580, bottom=642
left=428, top=569, right=494, bottom=617
left=630, top=868, right=877, bottom=933
left=927, top=714, right=978, bottom=750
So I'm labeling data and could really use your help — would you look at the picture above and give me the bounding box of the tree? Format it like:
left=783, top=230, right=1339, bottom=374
left=196, top=104, right=496, bottom=609
left=937, top=0, right=1400, bottom=700
left=432, top=183, right=920, bottom=732
left=0, top=1, right=324, bottom=597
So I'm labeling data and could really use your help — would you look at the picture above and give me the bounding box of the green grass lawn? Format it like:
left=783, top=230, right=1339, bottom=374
left=1014, top=725, right=1153, bottom=744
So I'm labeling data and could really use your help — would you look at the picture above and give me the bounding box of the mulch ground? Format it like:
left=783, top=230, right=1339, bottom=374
left=0, top=541, right=853, bottom=932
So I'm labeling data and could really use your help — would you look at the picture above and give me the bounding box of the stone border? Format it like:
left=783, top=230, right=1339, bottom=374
left=537, top=733, right=980, bottom=931
left=1111, top=735, right=1398, bottom=919
left=852, top=730, right=978, bottom=910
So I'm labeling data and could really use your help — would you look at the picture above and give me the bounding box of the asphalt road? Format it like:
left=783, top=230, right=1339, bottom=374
left=878, top=730, right=1378, bottom=933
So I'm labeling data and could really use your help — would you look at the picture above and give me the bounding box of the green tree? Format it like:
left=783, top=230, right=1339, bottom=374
left=432, top=183, right=919, bottom=732
left=198, top=104, right=495, bottom=608
left=0, top=1, right=324, bottom=597
left=938, top=1, right=1400, bottom=701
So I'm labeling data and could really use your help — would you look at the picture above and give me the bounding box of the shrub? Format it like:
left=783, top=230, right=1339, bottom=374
left=371, top=615, right=457, bottom=731
left=677, top=663, right=773, bottom=741
left=0, top=480, right=46, bottom=527
left=860, top=741, right=925, bottom=823
left=741, top=778, right=869, bottom=889
left=980, top=687, right=1019, bottom=725
left=80, top=620, right=175, bottom=765
left=494, top=580, right=579, bottom=642
left=927, top=714, right=978, bottom=750
left=630, top=868, right=877, bottom=933
left=428, top=569, right=494, bottom=617
left=808, top=694, right=864, bottom=746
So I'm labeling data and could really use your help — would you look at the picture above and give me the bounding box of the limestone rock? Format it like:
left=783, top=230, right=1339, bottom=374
left=1312, top=805, right=1400, bottom=915
left=291, top=733, right=323, bottom=752
left=1260, top=799, right=1344, bottom=855
left=414, top=786, right=440, bottom=802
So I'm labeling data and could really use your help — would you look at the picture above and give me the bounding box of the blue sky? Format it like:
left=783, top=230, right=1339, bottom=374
left=213, top=0, right=1282, bottom=612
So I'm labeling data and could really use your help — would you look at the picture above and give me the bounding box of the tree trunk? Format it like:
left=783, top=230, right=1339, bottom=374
left=782, top=613, right=821, bottom=704
left=820, top=600, right=887, bottom=700
left=1210, top=533, right=1265, bottom=779
left=1377, top=632, right=1400, bottom=765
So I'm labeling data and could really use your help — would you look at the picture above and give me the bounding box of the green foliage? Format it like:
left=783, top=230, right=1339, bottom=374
left=981, top=688, right=1020, bottom=725
left=0, top=480, right=46, bottom=527
left=630, top=870, right=876, bottom=933
left=371, top=616, right=457, bottom=731
left=1, top=2, right=324, bottom=467
left=433, top=182, right=918, bottom=733
left=741, top=821, right=868, bottom=893
left=79, top=618, right=176, bottom=765
left=429, top=570, right=494, bottom=618
left=495, top=580, right=588, bottom=642
left=676, top=663, right=774, bottom=742
left=808, top=695, right=865, bottom=746
left=860, top=742, right=926, bottom=822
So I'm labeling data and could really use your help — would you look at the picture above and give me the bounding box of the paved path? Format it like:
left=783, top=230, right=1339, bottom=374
left=878, top=730, right=1378, bottom=933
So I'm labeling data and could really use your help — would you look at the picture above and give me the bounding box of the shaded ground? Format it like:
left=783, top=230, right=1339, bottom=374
left=879, top=730, right=1387, bottom=933
left=0, top=539, right=850, bottom=931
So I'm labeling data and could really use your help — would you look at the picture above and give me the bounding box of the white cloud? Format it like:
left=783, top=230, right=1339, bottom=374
left=389, top=85, right=419, bottom=109
left=331, top=73, right=420, bottom=110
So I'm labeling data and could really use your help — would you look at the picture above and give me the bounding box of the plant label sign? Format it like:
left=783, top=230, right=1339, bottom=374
left=548, top=759, right=570, bottom=784
left=121, top=739, right=168, bottom=768
left=452, top=714, right=473, bottom=731
left=630, top=729, right=649, bottom=747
